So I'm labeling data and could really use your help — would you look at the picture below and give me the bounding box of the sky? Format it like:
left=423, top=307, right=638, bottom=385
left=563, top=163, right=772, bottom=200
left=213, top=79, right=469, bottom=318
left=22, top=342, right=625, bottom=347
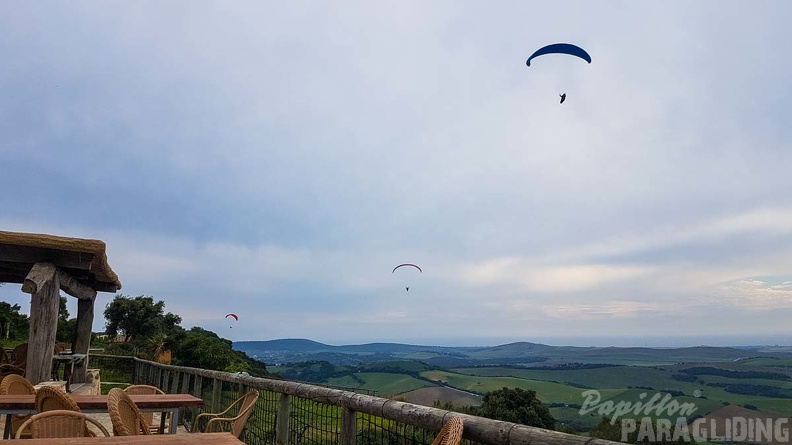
left=2, top=1, right=792, bottom=348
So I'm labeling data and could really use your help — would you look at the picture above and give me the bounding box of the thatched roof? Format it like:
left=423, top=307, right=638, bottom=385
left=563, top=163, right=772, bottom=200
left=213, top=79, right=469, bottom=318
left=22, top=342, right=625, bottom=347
left=0, top=230, right=121, bottom=292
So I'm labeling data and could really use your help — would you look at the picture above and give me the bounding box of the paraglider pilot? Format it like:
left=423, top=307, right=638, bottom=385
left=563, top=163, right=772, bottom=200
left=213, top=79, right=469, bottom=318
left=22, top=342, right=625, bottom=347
left=559, top=93, right=566, bottom=104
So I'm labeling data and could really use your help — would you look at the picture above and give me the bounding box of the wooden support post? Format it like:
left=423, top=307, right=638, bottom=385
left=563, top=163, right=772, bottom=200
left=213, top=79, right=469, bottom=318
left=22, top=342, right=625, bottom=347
left=341, top=407, right=357, bottom=445
left=180, top=372, right=191, bottom=394
left=71, top=297, right=95, bottom=384
left=23, top=262, right=59, bottom=385
left=171, top=372, right=181, bottom=394
left=275, top=393, right=290, bottom=445
left=211, top=378, right=222, bottom=413
left=193, top=374, right=203, bottom=399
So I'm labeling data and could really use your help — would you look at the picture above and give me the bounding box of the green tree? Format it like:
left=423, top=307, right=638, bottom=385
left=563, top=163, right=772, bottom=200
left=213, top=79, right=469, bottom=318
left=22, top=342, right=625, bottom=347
left=474, top=387, right=555, bottom=429
left=0, top=300, right=29, bottom=342
left=589, top=416, right=625, bottom=442
left=171, top=327, right=238, bottom=371
left=102, top=295, right=267, bottom=376
left=55, top=296, right=76, bottom=345
left=104, top=295, right=182, bottom=343
left=590, top=416, right=695, bottom=444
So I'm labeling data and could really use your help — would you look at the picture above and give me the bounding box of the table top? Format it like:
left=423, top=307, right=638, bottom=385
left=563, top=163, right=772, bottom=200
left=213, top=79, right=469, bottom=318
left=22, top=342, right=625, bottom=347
left=9, top=432, right=244, bottom=444
left=52, top=353, right=87, bottom=362
left=0, top=393, right=204, bottom=411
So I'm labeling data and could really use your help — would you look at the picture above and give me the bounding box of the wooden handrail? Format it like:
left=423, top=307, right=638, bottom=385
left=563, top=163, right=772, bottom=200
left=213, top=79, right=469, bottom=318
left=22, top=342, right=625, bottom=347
left=93, top=354, right=623, bottom=445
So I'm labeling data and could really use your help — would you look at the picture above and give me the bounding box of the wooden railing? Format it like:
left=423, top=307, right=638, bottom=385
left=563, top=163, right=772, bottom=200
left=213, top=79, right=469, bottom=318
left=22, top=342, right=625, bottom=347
left=91, top=354, right=622, bottom=445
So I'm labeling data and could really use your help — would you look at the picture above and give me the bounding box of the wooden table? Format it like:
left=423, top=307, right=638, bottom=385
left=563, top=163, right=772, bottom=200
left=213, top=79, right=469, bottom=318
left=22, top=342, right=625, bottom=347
left=51, top=353, right=86, bottom=392
left=0, top=393, right=203, bottom=438
left=5, top=432, right=244, bottom=444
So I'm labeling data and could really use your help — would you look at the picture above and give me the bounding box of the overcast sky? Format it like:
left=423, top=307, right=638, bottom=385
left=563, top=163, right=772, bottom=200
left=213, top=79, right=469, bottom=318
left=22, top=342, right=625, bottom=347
left=2, top=1, right=791, bottom=347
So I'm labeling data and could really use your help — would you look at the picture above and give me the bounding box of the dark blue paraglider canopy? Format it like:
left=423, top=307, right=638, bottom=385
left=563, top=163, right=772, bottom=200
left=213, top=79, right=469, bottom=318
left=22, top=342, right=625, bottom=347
left=526, top=43, right=591, bottom=66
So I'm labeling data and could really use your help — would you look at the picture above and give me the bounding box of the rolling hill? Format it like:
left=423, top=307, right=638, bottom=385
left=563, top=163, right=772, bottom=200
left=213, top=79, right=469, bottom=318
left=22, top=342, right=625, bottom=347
left=234, top=338, right=782, bottom=366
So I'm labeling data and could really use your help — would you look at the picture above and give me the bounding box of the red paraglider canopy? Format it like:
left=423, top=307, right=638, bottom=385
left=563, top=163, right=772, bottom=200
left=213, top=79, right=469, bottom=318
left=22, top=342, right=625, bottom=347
left=225, top=313, right=238, bottom=321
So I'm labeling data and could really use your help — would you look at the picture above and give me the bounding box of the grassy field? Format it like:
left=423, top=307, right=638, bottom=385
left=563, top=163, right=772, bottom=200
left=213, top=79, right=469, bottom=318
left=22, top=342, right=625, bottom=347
left=265, top=347, right=792, bottom=434
left=451, top=365, right=690, bottom=391
left=397, top=386, right=482, bottom=407
left=325, top=372, right=433, bottom=396
left=420, top=370, right=626, bottom=404
left=740, top=357, right=792, bottom=367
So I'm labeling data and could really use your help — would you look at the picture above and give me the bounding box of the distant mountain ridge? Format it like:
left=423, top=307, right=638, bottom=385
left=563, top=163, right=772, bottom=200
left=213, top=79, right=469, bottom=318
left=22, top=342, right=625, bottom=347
left=233, top=338, right=783, bottom=367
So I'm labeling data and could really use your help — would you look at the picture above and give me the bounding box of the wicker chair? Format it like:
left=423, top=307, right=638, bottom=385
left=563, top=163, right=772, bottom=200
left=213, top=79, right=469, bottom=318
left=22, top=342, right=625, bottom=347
left=0, top=345, right=25, bottom=382
left=15, top=410, right=110, bottom=438
left=0, top=374, right=36, bottom=438
left=35, top=385, right=81, bottom=412
left=10, top=343, right=27, bottom=370
left=34, top=385, right=97, bottom=437
left=124, top=384, right=170, bottom=433
left=191, top=389, right=259, bottom=438
left=431, top=416, right=464, bottom=445
left=107, top=387, right=153, bottom=436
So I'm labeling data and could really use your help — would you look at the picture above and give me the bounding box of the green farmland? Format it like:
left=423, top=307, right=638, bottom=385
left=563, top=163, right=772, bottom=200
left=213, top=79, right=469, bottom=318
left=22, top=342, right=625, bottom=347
left=420, top=370, right=626, bottom=404
left=254, top=340, right=792, bottom=434
left=325, top=372, right=434, bottom=396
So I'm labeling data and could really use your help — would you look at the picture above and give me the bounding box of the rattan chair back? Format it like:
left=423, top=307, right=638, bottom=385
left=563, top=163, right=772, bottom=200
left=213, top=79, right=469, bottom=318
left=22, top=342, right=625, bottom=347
left=124, top=384, right=167, bottom=431
left=15, top=409, right=110, bottom=438
left=431, top=416, right=464, bottom=445
left=107, top=387, right=153, bottom=436
left=194, top=389, right=260, bottom=438
left=35, top=385, right=81, bottom=412
left=0, top=373, right=35, bottom=395
left=10, top=343, right=27, bottom=369
left=0, top=374, right=36, bottom=438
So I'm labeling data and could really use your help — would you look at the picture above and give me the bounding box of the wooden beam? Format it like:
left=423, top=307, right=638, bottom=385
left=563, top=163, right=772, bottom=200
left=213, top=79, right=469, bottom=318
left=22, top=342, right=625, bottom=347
left=3, top=262, right=117, bottom=293
left=0, top=244, right=94, bottom=271
left=25, top=262, right=60, bottom=384
left=21, top=262, right=58, bottom=294
left=71, top=298, right=95, bottom=384
left=57, top=269, right=97, bottom=300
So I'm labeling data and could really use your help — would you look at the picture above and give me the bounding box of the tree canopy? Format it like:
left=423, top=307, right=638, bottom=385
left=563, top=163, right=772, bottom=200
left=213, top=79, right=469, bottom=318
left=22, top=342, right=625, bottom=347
left=102, top=294, right=268, bottom=377
left=474, top=387, right=555, bottom=429
left=0, top=301, right=29, bottom=342
left=104, top=295, right=182, bottom=343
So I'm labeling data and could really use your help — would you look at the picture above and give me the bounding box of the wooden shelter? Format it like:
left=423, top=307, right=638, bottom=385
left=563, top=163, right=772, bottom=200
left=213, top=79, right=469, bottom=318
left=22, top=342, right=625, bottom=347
left=0, top=230, right=121, bottom=384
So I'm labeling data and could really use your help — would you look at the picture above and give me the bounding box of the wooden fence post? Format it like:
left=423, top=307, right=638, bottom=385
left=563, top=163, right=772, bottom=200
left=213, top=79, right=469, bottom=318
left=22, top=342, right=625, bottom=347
left=193, top=374, right=203, bottom=399
left=211, top=378, right=222, bottom=413
left=170, top=372, right=181, bottom=394
left=341, top=407, right=357, bottom=445
left=181, top=372, right=191, bottom=394
left=275, top=393, right=290, bottom=445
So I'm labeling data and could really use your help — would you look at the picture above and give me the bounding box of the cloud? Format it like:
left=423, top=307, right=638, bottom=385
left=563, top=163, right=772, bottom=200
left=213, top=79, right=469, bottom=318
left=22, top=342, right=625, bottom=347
left=461, top=258, right=652, bottom=293
left=711, top=277, right=792, bottom=311
left=541, top=300, right=670, bottom=320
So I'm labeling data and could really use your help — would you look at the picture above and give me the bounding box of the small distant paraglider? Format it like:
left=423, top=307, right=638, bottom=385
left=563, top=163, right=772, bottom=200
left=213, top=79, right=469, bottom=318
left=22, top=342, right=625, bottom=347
left=392, top=263, right=422, bottom=292
left=526, top=43, right=591, bottom=104
left=225, top=313, right=238, bottom=328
